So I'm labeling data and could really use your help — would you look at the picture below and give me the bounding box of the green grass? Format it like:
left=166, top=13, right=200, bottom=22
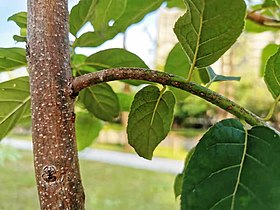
left=0, top=150, right=180, bottom=210
left=8, top=132, right=189, bottom=160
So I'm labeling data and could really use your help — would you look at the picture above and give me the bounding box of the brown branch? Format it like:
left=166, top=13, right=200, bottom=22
left=28, top=0, right=85, bottom=208
left=246, top=11, right=280, bottom=28
left=72, top=67, right=266, bottom=127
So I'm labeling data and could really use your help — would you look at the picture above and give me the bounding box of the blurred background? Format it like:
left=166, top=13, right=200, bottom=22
left=0, top=0, right=279, bottom=209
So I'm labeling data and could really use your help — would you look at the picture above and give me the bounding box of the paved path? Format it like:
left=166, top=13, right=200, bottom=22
left=2, top=138, right=184, bottom=174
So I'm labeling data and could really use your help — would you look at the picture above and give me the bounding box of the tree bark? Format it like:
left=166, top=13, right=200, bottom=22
left=27, top=0, right=85, bottom=209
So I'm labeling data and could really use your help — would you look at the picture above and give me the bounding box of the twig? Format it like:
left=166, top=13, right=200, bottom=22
left=246, top=11, right=280, bottom=28
left=72, top=67, right=266, bottom=127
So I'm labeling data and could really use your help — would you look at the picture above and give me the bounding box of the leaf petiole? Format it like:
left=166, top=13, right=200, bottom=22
left=263, top=94, right=280, bottom=121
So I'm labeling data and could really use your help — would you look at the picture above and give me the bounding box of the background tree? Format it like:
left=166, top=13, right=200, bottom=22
left=0, top=0, right=279, bottom=209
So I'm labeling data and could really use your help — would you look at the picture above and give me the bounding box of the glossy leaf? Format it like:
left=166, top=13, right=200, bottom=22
left=264, top=48, right=280, bottom=99
left=8, top=12, right=27, bottom=29
left=79, top=83, right=120, bottom=121
left=0, top=48, right=27, bottom=72
left=174, top=0, right=246, bottom=68
left=76, top=111, right=103, bottom=151
left=127, top=85, right=175, bottom=160
left=0, top=77, right=30, bottom=140
left=164, top=43, right=201, bottom=100
left=181, top=119, right=280, bottom=210
left=74, top=0, right=164, bottom=47
left=260, top=44, right=278, bottom=76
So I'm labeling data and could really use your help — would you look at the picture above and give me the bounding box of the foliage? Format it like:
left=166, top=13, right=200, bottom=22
left=0, top=0, right=279, bottom=209
left=180, top=119, right=280, bottom=210
left=127, top=85, right=175, bottom=159
left=0, top=77, right=30, bottom=140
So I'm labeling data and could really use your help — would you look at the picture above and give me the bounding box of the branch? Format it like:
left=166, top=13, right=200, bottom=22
left=246, top=11, right=280, bottom=28
left=72, top=67, right=266, bottom=127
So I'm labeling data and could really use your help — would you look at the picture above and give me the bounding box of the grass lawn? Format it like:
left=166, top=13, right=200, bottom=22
left=0, top=150, right=180, bottom=210
left=8, top=126, right=205, bottom=160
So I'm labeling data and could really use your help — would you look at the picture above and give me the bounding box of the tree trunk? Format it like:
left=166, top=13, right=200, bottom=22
left=27, top=0, right=85, bottom=209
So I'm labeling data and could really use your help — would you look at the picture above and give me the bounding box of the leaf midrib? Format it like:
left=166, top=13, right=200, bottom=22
left=131, top=0, right=161, bottom=23
left=147, top=89, right=166, bottom=155
left=188, top=0, right=204, bottom=74
left=230, top=129, right=248, bottom=210
left=272, top=62, right=280, bottom=91
left=0, top=95, right=30, bottom=125
left=100, top=0, right=114, bottom=28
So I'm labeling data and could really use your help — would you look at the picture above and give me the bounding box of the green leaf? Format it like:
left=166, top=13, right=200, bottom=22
left=213, top=75, right=241, bottom=82
left=245, top=19, right=278, bottom=33
left=260, top=44, right=278, bottom=77
left=70, top=0, right=126, bottom=36
left=91, top=0, right=127, bottom=31
left=71, top=54, right=96, bottom=75
left=117, top=93, right=134, bottom=112
left=17, top=99, right=31, bottom=125
left=8, top=12, right=27, bottom=43
left=0, top=77, right=30, bottom=140
left=274, top=0, right=280, bottom=6
left=167, top=0, right=186, bottom=9
left=174, top=0, right=246, bottom=68
left=263, top=0, right=277, bottom=7
left=69, top=0, right=98, bottom=36
left=174, top=173, right=184, bottom=199
left=86, top=48, right=149, bottom=85
left=0, top=48, right=27, bottom=72
left=76, top=111, right=103, bottom=151
left=127, top=85, right=175, bottom=160
left=79, top=83, right=120, bottom=121
left=8, top=12, right=27, bottom=29
left=164, top=43, right=202, bottom=100
left=165, top=43, right=191, bottom=77
left=199, top=67, right=241, bottom=86
left=20, top=28, right=27, bottom=37
left=86, top=48, right=148, bottom=69
left=13, top=35, right=27, bottom=43
left=174, top=147, right=195, bottom=199
left=72, top=54, right=87, bottom=65
left=198, top=67, right=212, bottom=84
left=74, top=0, right=164, bottom=47
left=264, top=47, right=280, bottom=99
left=181, top=119, right=280, bottom=210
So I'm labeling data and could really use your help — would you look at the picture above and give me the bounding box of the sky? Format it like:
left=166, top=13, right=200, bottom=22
left=0, top=0, right=159, bottom=70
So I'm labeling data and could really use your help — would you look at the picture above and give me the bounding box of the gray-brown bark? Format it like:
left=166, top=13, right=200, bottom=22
left=27, top=0, right=85, bottom=209
left=72, top=67, right=265, bottom=127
